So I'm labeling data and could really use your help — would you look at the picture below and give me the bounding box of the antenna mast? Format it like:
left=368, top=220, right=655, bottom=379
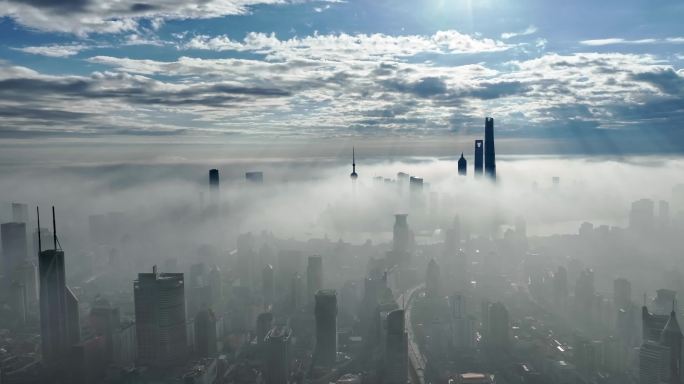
left=37, top=206, right=41, bottom=254
left=52, top=206, right=58, bottom=251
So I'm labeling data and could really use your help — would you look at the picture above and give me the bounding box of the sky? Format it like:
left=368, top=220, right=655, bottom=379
left=1, top=0, right=683, bottom=156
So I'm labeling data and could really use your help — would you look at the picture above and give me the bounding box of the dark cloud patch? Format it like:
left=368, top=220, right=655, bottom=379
left=0, top=106, right=91, bottom=120
left=466, top=81, right=529, bottom=100
left=8, top=0, right=90, bottom=13
left=632, top=68, right=684, bottom=96
left=129, top=2, right=157, bottom=12
left=381, top=77, right=448, bottom=98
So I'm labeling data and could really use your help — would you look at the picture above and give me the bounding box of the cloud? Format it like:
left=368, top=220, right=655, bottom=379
left=580, top=37, right=684, bottom=46
left=13, top=44, right=90, bottom=57
left=0, top=0, right=302, bottom=35
left=181, top=30, right=514, bottom=60
left=501, top=25, right=538, bottom=40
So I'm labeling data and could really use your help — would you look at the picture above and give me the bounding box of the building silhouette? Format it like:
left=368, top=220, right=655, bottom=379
left=350, top=147, right=358, bottom=180
left=613, top=278, right=631, bottom=310
left=133, top=266, right=188, bottom=367
left=264, top=325, right=292, bottom=384
left=38, top=207, right=80, bottom=368
left=246, top=171, right=264, bottom=183
left=383, top=309, right=407, bottom=384
left=262, top=264, right=275, bottom=309
left=474, top=140, right=483, bottom=176
left=485, top=302, right=509, bottom=352
left=209, top=169, right=219, bottom=189
left=195, top=308, right=218, bottom=357
left=640, top=303, right=683, bottom=384
left=388, top=214, right=412, bottom=266
left=425, top=259, right=441, bottom=298
left=484, top=117, right=496, bottom=180
left=2, top=222, right=27, bottom=286
left=307, top=255, right=323, bottom=306
left=458, top=153, right=467, bottom=176
left=314, top=289, right=337, bottom=366
left=12, top=202, right=29, bottom=223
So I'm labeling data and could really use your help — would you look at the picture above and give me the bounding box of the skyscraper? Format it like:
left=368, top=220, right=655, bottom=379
left=384, top=309, right=407, bottom=384
left=2, top=222, right=27, bottom=285
left=307, top=255, right=323, bottom=306
left=425, top=259, right=442, bottom=298
left=314, top=289, right=337, bottom=366
left=133, top=266, right=188, bottom=367
left=350, top=147, right=358, bottom=180
left=388, top=214, right=411, bottom=266
left=12, top=202, right=29, bottom=223
left=209, top=169, right=219, bottom=189
left=262, top=264, right=275, bottom=309
left=484, top=117, right=496, bottom=180
left=264, top=325, right=292, bottom=384
left=486, top=302, right=509, bottom=351
left=38, top=207, right=80, bottom=368
left=474, top=140, right=483, bottom=176
left=458, top=153, right=467, bottom=176
left=613, top=278, right=632, bottom=310
left=660, top=307, right=682, bottom=383
left=195, top=308, right=218, bottom=357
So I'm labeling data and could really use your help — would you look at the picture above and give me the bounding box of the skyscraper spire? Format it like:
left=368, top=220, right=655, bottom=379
left=350, top=147, right=358, bottom=180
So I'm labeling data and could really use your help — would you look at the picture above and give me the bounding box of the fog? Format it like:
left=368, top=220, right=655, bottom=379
left=2, top=154, right=684, bottom=383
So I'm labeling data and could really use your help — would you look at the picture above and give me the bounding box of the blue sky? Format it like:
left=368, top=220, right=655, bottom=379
left=0, top=0, right=683, bottom=153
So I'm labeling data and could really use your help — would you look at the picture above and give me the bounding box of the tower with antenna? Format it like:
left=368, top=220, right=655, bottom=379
left=350, top=147, right=358, bottom=180
left=38, top=206, right=80, bottom=368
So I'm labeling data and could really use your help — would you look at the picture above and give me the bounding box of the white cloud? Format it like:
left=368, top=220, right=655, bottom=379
left=14, top=44, right=90, bottom=58
left=0, top=0, right=299, bottom=35
left=580, top=37, right=684, bottom=46
left=501, top=25, right=538, bottom=40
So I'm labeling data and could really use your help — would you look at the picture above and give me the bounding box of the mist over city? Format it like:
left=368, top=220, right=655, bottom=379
left=1, top=0, right=684, bottom=383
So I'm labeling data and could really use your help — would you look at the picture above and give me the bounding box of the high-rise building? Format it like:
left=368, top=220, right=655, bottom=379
left=246, top=171, right=264, bottom=183
left=133, top=267, right=188, bottom=367
left=474, top=140, right=483, bottom=176
left=307, top=255, right=323, bottom=306
left=2, top=222, right=28, bottom=285
left=195, top=308, right=218, bottom=357
left=486, top=302, right=509, bottom=351
left=458, top=153, right=467, bottom=176
left=209, top=169, right=219, bottom=189
left=630, top=198, right=655, bottom=234
left=388, top=214, right=412, bottom=266
left=15, top=259, right=38, bottom=309
left=314, top=290, right=337, bottom=366
left=12, top=203, right=29, bottom=223
left=9, top=281, right=27, bottom=325
left=640, top=340, right=671, bottom=384
left=425, top=259, right=441, bottom=298
left=613, top=278, right=631, bottom=310
left=484, top=117, right=496, bottom=180
left=383, top=309, right=407, bottom=384
left=350, top=147, right=358, bottom=180
left=256, top=312, right=274, bottom=346
left=89, top=298, right=120, bottom=362
left=264, top=325, right=292, bottom=384
left=39, top=250, right=80, bottom=365
left=449, top=294, right=475, bottom=351
left=262, top=264, right=275, bottom=309
left=660, top=307, right=682, bottom=383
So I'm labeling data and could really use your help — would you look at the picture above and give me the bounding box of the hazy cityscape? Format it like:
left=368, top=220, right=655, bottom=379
left=1, top=0, right=684, bottom=383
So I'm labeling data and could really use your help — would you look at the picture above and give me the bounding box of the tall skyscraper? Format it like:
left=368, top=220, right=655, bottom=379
left=38, top=207, right=80, bottom=367
left=12, top=202, right=29, bottom=223
left=384, top=309, right=407, bottom=384
left=133, top=266, right=188, bottom=367
left=474, top=140, right=483, bottom=176
left=484, top=117, right=496, bottom=180
left=307, top=255, right=323, bottom=306
left=486, top=302, right=509, bottom=351
left=209, top=169, right=219, bottom=189
left=458, top=153, right=467, bottom=176
left=613, top=278, right=632, bottom=310
left=388, top=214, right=412, bottom=266
left=350, top=147, right=358, bottom=180
left=264, top=325, right=292, bottom=384
left=195, top=308, right=218, bottom=357
left=2, top=222, right=28, bottom=285
left=660, top=307, right=682, bottom=383
left=640, top=303, right=683, bottom=384
left=314, top=289, right=337, bottom=366
left=425, top=259, right=442, bottom=298
left=262, top=264, right=275, bottom=309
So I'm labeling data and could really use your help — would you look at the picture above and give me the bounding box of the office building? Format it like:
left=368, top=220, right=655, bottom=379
left=486, top=302, right=509, bottom=351
left=613, top=278, right=631, bottom=310
left=383, top=309, right=407, bottom=384
left=264, top=325, right=292, bottom=384
left=458, top=153, right=467, bottom=176
left=12, top=203, right=29, bottom=223
left=133, top=266, right=188, bottom=367
left=307, top=255, right=323, bottom=306
left=484, top=117, right=496, bottom=180
left=256, top=312, right=274, bottom=345
left=263, top=264, right=275, bottom=308
left=425, top=259, right=441, bottom=298
left=474, top=140, right=483, bottom=176
left=246, top=171, right=264, bottom=183
left=2, top=222, right=27, bottom=285
left=209, top=169, right=219, bottom=189
left=640, top=340, right=671, bottom=384
left=388, top=214, right=411, bottom=266
left=630, top=198, right=655, bottom=234
left=195, top=308, right=218, bottom=357
left=314, top=290, right=338, bottom=366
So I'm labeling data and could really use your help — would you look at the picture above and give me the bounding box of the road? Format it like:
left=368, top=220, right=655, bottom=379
left=396, top=284, right=426, bottom=384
